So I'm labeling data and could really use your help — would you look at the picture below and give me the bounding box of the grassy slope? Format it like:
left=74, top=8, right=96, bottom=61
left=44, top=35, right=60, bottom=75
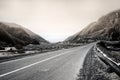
left=77, top=48, right=119, bottom=80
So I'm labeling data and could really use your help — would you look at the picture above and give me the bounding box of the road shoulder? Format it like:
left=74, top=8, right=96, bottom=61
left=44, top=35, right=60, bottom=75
left=77, top=47, right=119, bottom=80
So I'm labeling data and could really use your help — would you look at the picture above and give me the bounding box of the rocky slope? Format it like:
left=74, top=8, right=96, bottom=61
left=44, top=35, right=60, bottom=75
left=65, top=9, right=120, bottom=43
left=0, top=22, right=48, bottom=48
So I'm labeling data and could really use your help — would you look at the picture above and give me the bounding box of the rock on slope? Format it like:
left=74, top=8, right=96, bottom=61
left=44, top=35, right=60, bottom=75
left=66, top=9, right=120, bottom=43
left=0, top=22, right=48, bottom=48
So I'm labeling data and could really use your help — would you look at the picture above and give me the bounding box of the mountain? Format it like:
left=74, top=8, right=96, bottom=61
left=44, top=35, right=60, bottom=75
left=0, top=22, right=48, bottom=48
left=65, top=9, right=120, bottom=43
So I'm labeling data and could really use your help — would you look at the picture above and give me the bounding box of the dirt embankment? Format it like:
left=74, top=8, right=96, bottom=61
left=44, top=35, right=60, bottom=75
left=77, top=47, right=120, bottom=80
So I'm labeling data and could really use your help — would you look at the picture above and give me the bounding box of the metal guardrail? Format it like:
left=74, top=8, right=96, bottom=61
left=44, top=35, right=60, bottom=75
left=94, top=44, right=120, bottom=77
left=95, top=47, right=120, bottom=66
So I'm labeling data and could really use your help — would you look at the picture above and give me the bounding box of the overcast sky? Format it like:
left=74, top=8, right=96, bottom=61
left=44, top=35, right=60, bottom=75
left=0, top=0, right=120, bottom=42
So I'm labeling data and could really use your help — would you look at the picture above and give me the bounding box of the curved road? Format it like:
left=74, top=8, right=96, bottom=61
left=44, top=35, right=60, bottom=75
left=0, top=43, right=93, bottom=80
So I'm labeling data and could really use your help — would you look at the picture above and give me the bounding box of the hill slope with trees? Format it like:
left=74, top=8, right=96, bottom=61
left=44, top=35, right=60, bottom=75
left=0, top=22, right=48, bottom=48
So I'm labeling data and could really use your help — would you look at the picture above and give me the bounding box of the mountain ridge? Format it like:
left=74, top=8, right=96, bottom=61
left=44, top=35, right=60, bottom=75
left=65, top=9, right=120, bottom=43
left=0, top=22, right=48, bottom=48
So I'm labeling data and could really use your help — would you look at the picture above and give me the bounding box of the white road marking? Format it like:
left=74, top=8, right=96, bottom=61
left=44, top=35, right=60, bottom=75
left=0, top=50, right=74, bottom=78
left=41, top=69, right=50, bottom=72
left=0, top=49, right=66, bottom=64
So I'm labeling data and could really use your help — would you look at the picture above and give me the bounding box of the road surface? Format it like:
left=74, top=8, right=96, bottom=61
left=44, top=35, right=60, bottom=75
left=0, top=44, right=93, bottom=80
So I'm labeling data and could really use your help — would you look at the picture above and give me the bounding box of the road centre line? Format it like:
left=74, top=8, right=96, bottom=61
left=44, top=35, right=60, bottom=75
left=0, top=50, right=76, bottom=78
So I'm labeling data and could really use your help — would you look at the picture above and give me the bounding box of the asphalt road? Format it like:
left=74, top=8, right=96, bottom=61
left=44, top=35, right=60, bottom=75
left=0, top=43, right=93, bottom=80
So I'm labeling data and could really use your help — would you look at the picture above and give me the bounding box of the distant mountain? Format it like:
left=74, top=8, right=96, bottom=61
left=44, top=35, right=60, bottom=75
left=0, top=22, right=48, bottom=48
left=65, top=9, right=120, bottom=43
